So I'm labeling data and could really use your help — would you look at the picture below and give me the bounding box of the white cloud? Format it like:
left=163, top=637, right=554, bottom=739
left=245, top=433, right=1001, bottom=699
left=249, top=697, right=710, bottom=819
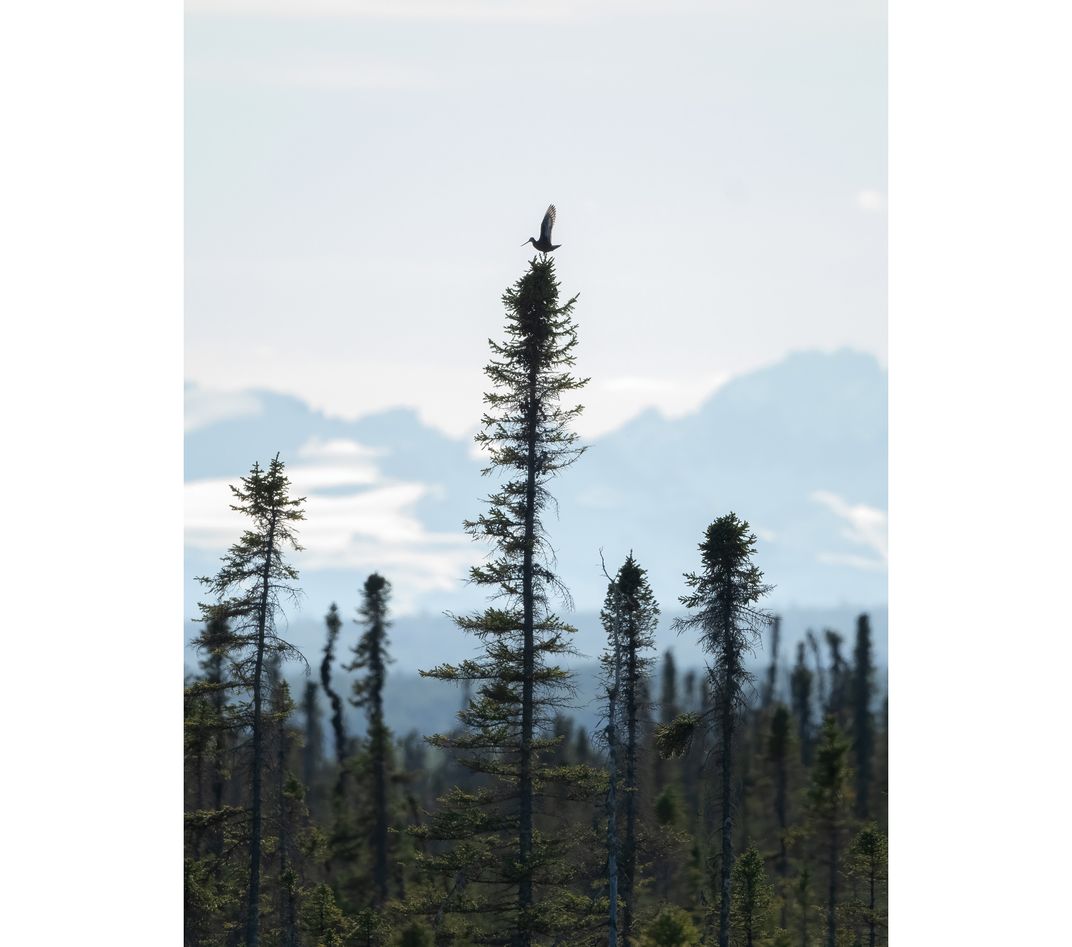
left=184, top=386, right=262, bottom=432
left=588, top=373, right=730, bottom=436
left=856, top=189, right=886, bottom=213
left=297, top=436, right=384, bottom=461
left=185, top=440, right=474, bottom=613
left=810, top=489, right=887, bottom=569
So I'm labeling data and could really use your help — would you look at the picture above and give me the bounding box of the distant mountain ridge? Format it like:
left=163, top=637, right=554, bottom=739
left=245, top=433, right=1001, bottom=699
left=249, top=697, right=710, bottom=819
left=185, top=348, right=887, bottom=649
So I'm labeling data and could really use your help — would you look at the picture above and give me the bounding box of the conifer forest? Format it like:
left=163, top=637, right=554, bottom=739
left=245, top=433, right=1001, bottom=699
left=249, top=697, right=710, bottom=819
left=184, top=255, right=888, bottom=947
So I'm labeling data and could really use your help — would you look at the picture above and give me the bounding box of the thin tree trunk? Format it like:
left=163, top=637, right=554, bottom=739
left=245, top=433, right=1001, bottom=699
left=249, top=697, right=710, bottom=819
left=278, top=713, right=297, bottom=947
left=245, top=511, right=277, bottom=947
left=606, top=606, right=622, bottom=947
left=809, top=634, right=826, bottom=714
left=776, top=753, right=788, bottom=928
left=607, top=686, right=620, bottom=946
left=192, top=736, right=205, bottom=858
left=718, top=700, right=734, bottom=947
left=867, top=869, right=876, bottom=947
left=622, top=634, right=639, bottom=947
left=826, top=834, right=838, bottom=947
left=516, top=357, right=538, bottom=947
left=373, top=716, right=389, bottom=905
left=211, top=672, right=227, bottom=856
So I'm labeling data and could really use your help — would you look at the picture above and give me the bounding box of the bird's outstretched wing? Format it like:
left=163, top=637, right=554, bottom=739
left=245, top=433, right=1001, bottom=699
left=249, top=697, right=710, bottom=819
left=540, top=204, right=556, bottom=244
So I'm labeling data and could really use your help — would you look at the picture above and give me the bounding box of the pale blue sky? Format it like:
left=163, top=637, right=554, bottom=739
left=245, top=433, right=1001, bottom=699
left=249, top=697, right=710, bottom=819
left=185, top=0, right=886, bottom=438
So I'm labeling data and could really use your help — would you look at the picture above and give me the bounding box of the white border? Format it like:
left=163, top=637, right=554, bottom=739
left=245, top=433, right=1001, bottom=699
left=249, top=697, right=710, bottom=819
left=2, top=2, right=182, bottom=941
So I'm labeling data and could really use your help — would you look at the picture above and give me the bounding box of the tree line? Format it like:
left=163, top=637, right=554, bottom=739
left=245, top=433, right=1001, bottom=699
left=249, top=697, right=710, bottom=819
left=185, top=256, right=888, bottom=946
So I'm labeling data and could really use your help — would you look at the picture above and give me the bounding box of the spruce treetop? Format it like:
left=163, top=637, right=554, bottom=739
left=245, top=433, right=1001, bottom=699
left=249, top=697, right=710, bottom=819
left=599, top=552, right=659, bottom=707
left=196, top=454, right=307, bottom=671
left=673, top=512, right=772, bottom=715
left=680, top=512, right=771, bottom=619
left=348, top=573, right=392, bottom=711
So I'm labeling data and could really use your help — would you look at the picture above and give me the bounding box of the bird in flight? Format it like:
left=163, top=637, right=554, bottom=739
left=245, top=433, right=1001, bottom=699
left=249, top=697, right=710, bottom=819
left=522, top=204, right=561, bottom=254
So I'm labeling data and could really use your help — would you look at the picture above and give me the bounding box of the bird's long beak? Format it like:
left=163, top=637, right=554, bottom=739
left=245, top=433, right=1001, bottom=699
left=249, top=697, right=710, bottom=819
left=520, top=240, right=530, bottom=247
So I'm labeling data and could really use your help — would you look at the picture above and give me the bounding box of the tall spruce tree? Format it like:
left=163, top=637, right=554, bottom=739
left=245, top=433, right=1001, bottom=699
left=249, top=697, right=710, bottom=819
left=321, top=604, right=348, bottom=769
left=600, top=554, right=659, bottom=946
left=793, top=867, right=814, bottom=947
left=789, top=644, right=814, bottom=768
left=602, top=572, right=624, bottom=947
left=762, top=616, right=782, bottom=710
left=419, top=255, right=597, bottom=945
left=267, top=654, right=300, bottom=947
left=186, top=614, right=235, bottom=858
left=197, top=454, right=306, bottom=947
left=658, top=513, right=772, bottom=947
left=654, top=648, right=679, bottom=806
left=806, top=632, right=825, bottom=713
left=768, top=705, right=791, bottom=925
left=850, top=614, right=875, bottom=820
left=346, top=572, right=394, bottom=908
left=185, top=617, right=246, bottom=943
left=730, top=846, right=774, bottom=947
left=301, top=681, right=324, bottom=808
left=807, top=718, right=852, bottom=947
left=847, top=824, right=886, bottom=947
left=823, top=631, right=848, bottom=724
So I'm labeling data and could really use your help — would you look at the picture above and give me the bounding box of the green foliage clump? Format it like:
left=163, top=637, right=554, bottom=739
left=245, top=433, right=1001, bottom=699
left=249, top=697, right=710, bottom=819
left=655, top=712, right=702, bottom=759
left=299, top=884, right=353, bottom=946
left=642, top=905, right=702, bottom=946
left=656, top=786, right=680, bottom=827
left=394, top=920, right=434, bottom=947
left=730, top=846, right=774, bottom=946
left=848, top=823, right=888, bottom=945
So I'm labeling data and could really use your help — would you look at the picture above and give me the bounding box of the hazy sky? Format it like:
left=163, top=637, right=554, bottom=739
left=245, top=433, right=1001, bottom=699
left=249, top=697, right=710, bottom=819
left=185, top=0, right=886, bottom=438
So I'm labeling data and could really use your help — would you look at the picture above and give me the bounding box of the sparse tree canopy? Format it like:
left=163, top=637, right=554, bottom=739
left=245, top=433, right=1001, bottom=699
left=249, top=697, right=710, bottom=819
left=346, top=572, right=394, bottom=907
left=808, top=717, right=853, bottom=947
left=730, top=846, right=774, bottom=947
left=851, top=614, right=875, bottom=819
left=601, top=553, right=659, bottom=946
left=848, top=823, right=887, bottom=947
left=669, top=513, right=772, bottom=947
